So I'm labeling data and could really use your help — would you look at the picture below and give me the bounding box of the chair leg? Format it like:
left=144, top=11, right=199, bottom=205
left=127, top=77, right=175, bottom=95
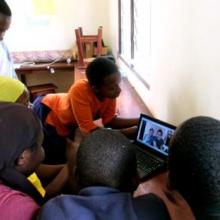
left=75, top=29, right=86, bottom=68
left=96, top=27, right=102, bottom=57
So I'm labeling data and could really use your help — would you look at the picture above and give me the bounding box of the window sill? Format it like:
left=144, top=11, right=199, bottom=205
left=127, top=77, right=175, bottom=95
left=118, top=54, right=150, bottom=90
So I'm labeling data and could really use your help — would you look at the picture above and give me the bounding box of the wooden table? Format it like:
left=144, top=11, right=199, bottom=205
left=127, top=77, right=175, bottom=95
left=134, top=172, right=195, bottom=220
left=15, top=62, right=75, bottom=85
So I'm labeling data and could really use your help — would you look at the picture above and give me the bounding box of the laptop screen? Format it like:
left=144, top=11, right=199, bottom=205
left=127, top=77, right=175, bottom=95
left=136, top=114, right=176, bottom=156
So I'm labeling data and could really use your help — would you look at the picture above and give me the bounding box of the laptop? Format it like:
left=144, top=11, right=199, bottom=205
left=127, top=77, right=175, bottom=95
left=133, top=114, right=176, bottom=181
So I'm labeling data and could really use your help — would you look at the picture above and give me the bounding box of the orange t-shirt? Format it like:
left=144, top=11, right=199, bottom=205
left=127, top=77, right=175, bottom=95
left=42, top=79, right=116, bottom=136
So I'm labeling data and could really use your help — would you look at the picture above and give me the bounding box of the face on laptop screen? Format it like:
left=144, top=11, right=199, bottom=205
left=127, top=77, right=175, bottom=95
left=136, top=115, right=176, bottom=156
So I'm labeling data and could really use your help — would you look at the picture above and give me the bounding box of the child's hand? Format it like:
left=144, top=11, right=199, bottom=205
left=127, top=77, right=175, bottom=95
left=66, top=138, right=77, bottom=159
left=74, top=128, right=86, bottom=143
left=66, top=129, right=85, bottom=175
left=121, top=126, right=138, bottom=139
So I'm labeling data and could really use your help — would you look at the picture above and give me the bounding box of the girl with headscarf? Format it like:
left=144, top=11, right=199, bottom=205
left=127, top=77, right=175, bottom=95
left=0, top=75, right=29, bottom=106
left=0, top=76, right=71, bottom=200
left=0, top=102, right=44, bottom=219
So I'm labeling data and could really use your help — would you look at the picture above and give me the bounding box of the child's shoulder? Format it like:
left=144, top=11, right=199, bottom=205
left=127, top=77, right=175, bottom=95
left=69, top=79, right=92, bottom=94
left=0, top=182, right=39, bottom=219
left=73, top=79, right=89, bottom=88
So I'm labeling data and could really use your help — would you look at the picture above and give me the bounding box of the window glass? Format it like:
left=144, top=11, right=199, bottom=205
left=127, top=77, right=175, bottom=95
left=119, top=0, right=152, bottom=83
left=120, top=0, right=131, bottom=61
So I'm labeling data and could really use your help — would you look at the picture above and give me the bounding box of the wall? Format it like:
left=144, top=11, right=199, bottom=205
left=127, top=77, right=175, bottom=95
left=106, top=0, right=119, bottom=57
left=148, top=0, right=195, bottom=124
left=109, top=0, right=220, bottom=126
left=149, top=0, right=220, bottom=125
left=6, top=0, right=110, bottom=51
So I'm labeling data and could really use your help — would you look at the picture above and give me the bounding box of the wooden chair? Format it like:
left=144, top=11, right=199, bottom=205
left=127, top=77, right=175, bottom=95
left=75, top=26, right=102, bottom=69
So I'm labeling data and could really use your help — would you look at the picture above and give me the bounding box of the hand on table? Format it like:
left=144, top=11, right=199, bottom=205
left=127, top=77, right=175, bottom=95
left=121, top=126, right=138, bottom=139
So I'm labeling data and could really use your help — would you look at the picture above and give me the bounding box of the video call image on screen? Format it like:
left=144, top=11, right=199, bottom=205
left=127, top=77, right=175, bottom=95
left=136, top=118, right=175, bottom=156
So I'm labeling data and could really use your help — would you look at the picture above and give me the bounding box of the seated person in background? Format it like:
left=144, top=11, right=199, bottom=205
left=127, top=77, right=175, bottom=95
left=38, top=129, right=170, bottom=220
left=143, top=128, right=156, bottom=145
left=168, top=116, right=220, bottom=220
left=0, top=102, right=44, bottom=219
left=33, top=57, right=139, bottom=164
left=153, top=129, right=164, bottom=149
left=0, top=1, right=17, bottom=79
left=165, top=130, right=173, bottom=146
left=0, top=76, right=71, bottom=200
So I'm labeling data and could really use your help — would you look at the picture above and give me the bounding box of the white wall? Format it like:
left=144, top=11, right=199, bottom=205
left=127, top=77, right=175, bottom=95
left=106, top=0, right=119, bottom=57
left=148, top=0, right=220, bottom=125
left=6, top=0, right=110, bottom=51
left=148, top=0, right=195, bottom=123
left=108, top=0, right=220, bottom=126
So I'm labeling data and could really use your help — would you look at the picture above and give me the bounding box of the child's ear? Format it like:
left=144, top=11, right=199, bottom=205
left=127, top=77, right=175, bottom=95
left=16, top=151, right=26, bottom=166
left=123, top=171, right=140, bottom=192
left=15, top=149, right=30, bottom=169
left=132, top=172, right=140, bottom=191
left=91, top=85, right=99, bottom=94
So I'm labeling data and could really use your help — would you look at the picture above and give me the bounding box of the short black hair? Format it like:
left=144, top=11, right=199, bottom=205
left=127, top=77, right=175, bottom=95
left=86, top=57, right=119, bottom=88
left=168, top=116, right=220, bottom=209
left=157, top=129, right=163, bottom=135
left=0, top=1, right=12, bottom=16
left=76, top=129, right=137, bottom=191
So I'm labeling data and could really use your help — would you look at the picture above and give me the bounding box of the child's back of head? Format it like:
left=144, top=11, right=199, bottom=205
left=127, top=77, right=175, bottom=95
left=168, top=116, right=220, bottom=219
left=76, top=129, right=138, bottom=192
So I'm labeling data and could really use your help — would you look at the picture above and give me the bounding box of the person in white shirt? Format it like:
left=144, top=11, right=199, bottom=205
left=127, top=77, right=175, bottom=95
left=0, top=0, right=17, bottom=79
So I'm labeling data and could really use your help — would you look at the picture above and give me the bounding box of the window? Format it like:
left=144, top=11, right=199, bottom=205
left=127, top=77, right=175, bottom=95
left=119, top=0, right=151, bottom=86
left=119, top=0, right=131, bottom=61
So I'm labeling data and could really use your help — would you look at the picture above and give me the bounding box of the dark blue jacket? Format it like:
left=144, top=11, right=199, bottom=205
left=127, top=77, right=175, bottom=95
left=38, top=186, right=170, bottom=220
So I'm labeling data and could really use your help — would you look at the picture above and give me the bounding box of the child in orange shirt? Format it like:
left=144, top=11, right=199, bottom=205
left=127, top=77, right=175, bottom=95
left=33, top=57, right=139, bottom=164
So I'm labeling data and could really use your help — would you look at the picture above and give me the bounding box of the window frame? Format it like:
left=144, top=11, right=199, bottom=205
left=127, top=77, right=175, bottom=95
left=118, top=0, right=151, bottom=89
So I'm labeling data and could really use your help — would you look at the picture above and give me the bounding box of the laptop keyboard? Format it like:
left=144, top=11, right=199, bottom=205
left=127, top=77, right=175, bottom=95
left=136, top=150, right=163, bottom=174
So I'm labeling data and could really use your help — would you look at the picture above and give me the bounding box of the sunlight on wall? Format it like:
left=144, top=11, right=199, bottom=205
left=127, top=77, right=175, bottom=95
left=148, top=0, right=220, bottom=125
left=108, top=0, right=220, bottom=125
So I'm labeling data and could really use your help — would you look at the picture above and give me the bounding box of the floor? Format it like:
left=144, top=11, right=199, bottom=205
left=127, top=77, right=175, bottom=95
left=74, top=67, right=152, bottom=118
left=117, top=77, right=152, bottom=118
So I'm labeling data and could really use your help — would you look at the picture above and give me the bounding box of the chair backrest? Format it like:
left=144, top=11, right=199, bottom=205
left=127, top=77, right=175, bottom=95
left=75, top=26, right=102, bottom=69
